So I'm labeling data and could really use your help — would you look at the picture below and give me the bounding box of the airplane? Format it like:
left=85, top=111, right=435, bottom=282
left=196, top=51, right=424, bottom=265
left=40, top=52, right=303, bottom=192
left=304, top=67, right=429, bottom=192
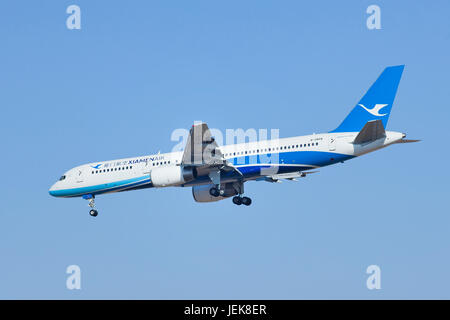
left=49, top=65, right=418, bottom=217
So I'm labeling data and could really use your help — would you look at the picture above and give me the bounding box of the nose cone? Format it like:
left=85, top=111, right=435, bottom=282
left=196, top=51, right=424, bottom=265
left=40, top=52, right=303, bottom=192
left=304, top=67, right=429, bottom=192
left=49, top=183, right=59, bottom=197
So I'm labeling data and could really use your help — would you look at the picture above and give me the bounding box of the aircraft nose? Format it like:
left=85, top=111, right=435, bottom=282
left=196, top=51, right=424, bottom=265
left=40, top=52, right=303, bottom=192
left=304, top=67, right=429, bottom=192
left=49, top=183, right=58, bottom=197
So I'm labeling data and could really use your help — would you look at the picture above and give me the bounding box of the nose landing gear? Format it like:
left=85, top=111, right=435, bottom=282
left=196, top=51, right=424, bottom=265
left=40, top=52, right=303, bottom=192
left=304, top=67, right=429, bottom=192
left=83, top=194, right=98, bottom=217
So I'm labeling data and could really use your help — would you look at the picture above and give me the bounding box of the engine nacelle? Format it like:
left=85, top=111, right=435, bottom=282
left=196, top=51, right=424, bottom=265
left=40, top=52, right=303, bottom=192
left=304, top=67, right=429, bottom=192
left=150, top=166, right=196, bottom=187
left=192, top=183, right=237, bottom=203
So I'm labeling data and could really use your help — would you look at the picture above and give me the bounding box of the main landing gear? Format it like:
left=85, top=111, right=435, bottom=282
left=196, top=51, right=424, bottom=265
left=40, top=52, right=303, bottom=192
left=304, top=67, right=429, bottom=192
left=231, top=181, right=251, bottom=206
left=83, top=194, right=98, bottom=217
left=232, top=195, right=252, bottom=206
left=208, top=181, right=252, bottom=206
left=209, top=186, right=225, bottom=197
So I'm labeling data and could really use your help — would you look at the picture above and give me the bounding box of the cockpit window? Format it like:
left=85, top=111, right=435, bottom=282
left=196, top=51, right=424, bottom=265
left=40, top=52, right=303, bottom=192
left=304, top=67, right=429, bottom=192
left=59, top=175, right=66, bottom=181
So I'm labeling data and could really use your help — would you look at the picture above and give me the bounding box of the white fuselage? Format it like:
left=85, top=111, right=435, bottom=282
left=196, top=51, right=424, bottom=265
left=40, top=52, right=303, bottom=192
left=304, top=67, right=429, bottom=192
left=49, top=131, right=404, bottom=198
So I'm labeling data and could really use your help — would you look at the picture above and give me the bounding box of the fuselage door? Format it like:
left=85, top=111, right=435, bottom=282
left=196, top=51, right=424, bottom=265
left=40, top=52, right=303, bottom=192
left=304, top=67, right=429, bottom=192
left=328, top=137, right=336, bottom=151
left=76, top=169, right=84, bottom=183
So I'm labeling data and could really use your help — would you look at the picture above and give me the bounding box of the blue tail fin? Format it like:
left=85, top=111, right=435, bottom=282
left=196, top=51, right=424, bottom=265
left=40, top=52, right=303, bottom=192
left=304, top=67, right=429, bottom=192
left=331, top=65, right=404, bottom=133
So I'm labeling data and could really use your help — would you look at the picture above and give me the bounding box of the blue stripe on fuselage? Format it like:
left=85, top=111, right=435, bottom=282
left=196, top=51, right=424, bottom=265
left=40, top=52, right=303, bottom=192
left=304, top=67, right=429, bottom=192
left=49, top=175, right=151, bottom=198
left=230, top=150, right=353, bottom=168
left=52, top=150, right=354, bottom=197
left=183, top=150, right=354, bottom=186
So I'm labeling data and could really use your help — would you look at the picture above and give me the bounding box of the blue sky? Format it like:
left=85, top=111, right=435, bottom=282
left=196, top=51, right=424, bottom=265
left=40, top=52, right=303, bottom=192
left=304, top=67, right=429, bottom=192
left=0, top=0, right=449, bottom=299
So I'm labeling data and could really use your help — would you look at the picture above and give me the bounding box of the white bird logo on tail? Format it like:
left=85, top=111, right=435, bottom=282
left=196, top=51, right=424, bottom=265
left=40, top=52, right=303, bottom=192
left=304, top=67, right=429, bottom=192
left=358, top=104, right=388, bottom=116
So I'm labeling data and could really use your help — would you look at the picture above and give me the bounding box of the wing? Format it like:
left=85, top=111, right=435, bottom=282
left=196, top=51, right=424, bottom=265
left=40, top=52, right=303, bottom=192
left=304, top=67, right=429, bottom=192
left=181, top=123, right=242, bottom=182
left=181, top=122, right=224, bottom=166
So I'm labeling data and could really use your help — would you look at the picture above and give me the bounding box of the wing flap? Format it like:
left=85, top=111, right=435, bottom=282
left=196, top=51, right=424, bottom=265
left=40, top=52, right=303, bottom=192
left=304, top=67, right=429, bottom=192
left=261, top=170, right=319, bottom=183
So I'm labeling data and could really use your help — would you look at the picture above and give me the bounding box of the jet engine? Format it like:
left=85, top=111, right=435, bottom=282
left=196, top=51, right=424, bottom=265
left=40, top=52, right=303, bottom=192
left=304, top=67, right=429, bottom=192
left=150, top=166, right=196, bottom=187
left=192, top=183, right=237, bottom=202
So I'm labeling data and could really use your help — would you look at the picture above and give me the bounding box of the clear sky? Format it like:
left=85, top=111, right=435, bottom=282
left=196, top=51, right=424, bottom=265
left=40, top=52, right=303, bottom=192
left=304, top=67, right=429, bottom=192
left=0, top=0, right=449, bottom=299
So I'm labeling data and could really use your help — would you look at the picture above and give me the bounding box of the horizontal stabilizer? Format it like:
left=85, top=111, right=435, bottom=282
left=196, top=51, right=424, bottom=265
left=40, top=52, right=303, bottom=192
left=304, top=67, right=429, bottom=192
left=353, top=120, right=386, bottom=144
left=395, top=139, right=421, bottom=144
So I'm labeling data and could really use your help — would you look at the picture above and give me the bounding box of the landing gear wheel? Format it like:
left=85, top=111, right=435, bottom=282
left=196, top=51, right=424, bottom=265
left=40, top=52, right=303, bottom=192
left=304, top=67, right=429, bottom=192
left=89, top=209, right=98, bottom=217
left=209, top=187, right=220, bottom=197
left=232, top=196, right=242, bottom=205
left=241, top=197, right=252, bottom=206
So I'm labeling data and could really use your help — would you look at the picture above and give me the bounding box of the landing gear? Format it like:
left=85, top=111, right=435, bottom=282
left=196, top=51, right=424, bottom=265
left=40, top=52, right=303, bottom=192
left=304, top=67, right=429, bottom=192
left=232, top=196, right=252, bottom=206
left=241, top=196, right=252, bottom=206
left=209, top=187, right=219, bottom=197
left=230, top=181, right=252, bottom=206
left=208, top=170, right=225, bottom=198
left=209, top=187, right=225, bottom=197
left=83, top=194, right=99, bottom=217
left=207, top=173, right=252, bottom=206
